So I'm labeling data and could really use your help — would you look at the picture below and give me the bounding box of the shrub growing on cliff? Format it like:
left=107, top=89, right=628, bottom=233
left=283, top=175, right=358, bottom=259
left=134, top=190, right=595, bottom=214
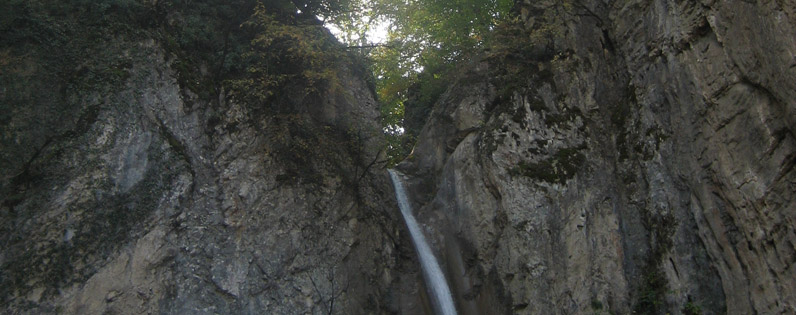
left=227, top=3, right=346, bottom=109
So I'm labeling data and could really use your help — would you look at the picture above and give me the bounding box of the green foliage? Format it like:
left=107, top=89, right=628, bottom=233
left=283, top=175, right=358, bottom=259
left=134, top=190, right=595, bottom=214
left=356, top=0, right=579, bottom=166
left=292, top=0, right=359, bottom=19
left=373, top=0, right=514, bottom=66
left=402, top=67, right=448, bottom=135
left=376, top=56, right=450, bottom=166
left=485, top=0, right=581, bottom=108
left=227, top=3, right=346, bottom=110
left=634, top=267, right=669, bottom=314
left=682, top=301, right=703, bottom=315
left=154, top=0, right=258, bottom=99
left=383, top=130, right=414, bottom=168
left=353, top=0, right=513, bottom=165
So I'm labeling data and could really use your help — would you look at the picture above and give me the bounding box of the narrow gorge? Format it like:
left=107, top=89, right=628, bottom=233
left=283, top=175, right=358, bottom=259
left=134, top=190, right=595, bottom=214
left=1, top=0, right=794, bottom=314
left=389, top=170, right=457, bottom=315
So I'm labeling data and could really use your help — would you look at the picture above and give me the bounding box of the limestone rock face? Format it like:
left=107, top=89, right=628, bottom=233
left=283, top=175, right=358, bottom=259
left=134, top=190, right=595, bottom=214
left=399, top=1, right=796, bottom=314
left=0, top=8, right=413, bottom=315
left=3, top=1, right=795, bottom=314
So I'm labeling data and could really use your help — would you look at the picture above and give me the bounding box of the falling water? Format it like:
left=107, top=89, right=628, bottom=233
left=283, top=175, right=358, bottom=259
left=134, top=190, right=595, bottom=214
left=388, top=169, right=457, bottom=315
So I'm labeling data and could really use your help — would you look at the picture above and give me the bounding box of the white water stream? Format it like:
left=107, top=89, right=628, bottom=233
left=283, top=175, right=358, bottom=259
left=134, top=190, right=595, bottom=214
left=388, top=170, right=458, bottom=315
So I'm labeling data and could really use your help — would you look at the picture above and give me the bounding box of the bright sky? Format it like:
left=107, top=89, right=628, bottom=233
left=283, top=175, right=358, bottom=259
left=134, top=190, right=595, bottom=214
left=324, top=18, right=391, bottom=45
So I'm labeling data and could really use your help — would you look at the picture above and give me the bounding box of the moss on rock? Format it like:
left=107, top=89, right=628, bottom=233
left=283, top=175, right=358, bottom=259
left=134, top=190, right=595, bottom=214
left=510, top=145, right=586, bottom=184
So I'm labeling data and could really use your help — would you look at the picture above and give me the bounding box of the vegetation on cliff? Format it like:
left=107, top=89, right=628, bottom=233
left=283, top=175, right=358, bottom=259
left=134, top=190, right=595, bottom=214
left=0, top=0, right=359, bottom=303
left=325, top=0, right=514, bottom=164
left=0, top=0, right=532, bottom=166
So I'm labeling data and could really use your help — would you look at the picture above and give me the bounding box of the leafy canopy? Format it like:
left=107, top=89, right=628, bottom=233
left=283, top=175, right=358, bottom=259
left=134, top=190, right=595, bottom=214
left=325, top=0, right=513, bottom=164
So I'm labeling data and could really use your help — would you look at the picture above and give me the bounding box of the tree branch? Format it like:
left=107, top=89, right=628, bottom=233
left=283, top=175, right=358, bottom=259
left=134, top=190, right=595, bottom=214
left=345, top=44, right=394, bottom=49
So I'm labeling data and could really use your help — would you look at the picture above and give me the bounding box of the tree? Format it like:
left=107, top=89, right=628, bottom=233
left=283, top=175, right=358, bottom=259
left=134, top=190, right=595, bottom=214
left=365, top=0, right=514, bottom=164
left=316, top=0, right=518, bottom=165
left=226, top=2, right=348, bottom=109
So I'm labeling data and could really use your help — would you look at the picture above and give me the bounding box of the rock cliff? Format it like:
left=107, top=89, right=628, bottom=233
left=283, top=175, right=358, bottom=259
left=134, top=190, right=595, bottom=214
left=2, top=0, right=795, bottom=314
left=398, top=0, right=796, bottom=314
left=0, top=1, right=422, bottom=314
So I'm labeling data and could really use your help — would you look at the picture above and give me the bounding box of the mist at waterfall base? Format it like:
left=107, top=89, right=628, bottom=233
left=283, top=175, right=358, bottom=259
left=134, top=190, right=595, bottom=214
left=388, top=170, right=458, bottom=315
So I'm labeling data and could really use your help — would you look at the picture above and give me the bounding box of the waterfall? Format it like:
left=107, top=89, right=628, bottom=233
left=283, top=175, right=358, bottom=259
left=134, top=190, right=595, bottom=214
left=388, top=170, right=458, bottom=315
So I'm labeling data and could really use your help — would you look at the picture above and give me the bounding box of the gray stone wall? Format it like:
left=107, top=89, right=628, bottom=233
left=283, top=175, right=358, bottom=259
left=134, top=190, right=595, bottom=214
left=400, top=0, right=795, bottom=314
